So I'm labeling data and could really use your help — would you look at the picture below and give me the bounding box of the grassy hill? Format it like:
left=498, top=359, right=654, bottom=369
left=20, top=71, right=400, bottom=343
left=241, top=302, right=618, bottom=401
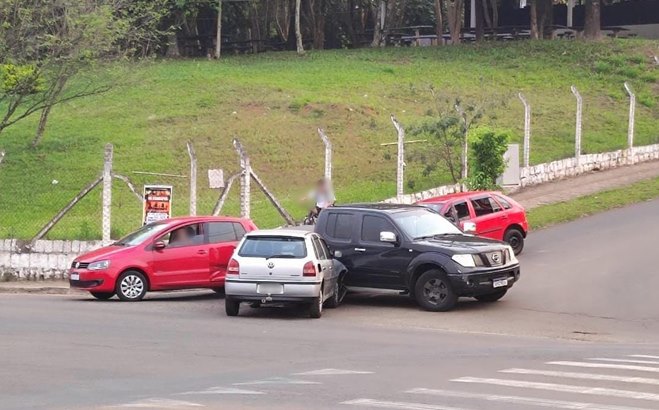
left=1, top=39, right=658, bottom=239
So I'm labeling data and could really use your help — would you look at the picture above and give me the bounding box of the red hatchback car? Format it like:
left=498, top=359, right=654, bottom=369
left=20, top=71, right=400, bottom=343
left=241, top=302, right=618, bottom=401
left=69, top=216, right=257, bottom=301
left=417, top=191, right=528, bottom=255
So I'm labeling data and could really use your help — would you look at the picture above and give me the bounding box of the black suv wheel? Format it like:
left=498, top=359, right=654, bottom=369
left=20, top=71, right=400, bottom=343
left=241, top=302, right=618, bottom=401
left=414, top=270, right=457, bottom=312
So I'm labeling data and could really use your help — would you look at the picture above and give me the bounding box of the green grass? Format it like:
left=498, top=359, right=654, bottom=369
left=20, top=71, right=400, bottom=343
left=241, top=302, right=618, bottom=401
left=527, top=176, right=659, bottom=230
left=1, top=39, right=658, bottom=239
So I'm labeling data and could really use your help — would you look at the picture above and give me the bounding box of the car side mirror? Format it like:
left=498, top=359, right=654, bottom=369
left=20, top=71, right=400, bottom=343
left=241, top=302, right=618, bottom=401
left=154, top=241, right=167, bottom=250
left=333, top=250, right=343, bottom=258
left=380, top=231, right=397, bottom=243
left=462, top=221, right=477, bottom=234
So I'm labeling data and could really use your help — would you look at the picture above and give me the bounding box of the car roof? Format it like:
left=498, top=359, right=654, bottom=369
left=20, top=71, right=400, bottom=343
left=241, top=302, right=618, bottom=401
left=417, top=191, right=501, bottom=204
left=163, top=216, right=248, bottom=224
left=246, top=229, right=312, bottom=238
left=331, top=203, right=426, bottom=214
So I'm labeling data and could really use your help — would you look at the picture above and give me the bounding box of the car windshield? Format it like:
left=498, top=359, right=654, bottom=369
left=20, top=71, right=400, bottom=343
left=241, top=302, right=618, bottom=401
left=392, top=208, right=462, bottom=239
left=238, top=236, right=307, bottom=259
left=114, top=222, right=170, bottom=246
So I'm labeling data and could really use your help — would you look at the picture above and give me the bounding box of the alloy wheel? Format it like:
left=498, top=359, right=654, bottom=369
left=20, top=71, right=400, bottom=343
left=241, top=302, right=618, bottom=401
left=120, top=274, right=144, bottom=299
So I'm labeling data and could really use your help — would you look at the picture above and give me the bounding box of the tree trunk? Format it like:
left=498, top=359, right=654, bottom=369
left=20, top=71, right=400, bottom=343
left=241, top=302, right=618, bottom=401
left=481, top=0, right=492, bottom=29
left=529, top=0, right=539, bottom=39
left=584, top=0, right=601, bottom=39
left=295, top=0, right=304, bottom=54
left=434, top=0, right=444, bottom=43
left=476, top=0, right=485, bottom=40
left=32, top=74, right=68, bottom=148
left=371, top=0, right=385, bottom=47
left=490, top=0, right=498, bottom=28
left=447, top=0, right=464, bottom=45
left=215, top=0, right=222, bottom=58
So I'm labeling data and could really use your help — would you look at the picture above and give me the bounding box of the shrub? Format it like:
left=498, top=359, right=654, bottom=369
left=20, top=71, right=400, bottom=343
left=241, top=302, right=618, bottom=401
left=467, top=127, right=510, bottom=190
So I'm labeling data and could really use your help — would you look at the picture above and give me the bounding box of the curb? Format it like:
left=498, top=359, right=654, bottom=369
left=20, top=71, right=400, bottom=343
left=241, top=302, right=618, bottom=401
left=0, top=282, right=71, bottom=295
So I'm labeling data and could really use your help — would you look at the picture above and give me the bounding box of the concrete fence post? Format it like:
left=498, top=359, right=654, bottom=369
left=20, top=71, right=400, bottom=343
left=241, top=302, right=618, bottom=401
left=518, top=93, right=531, bottom=168
left=624, top=82, right=636, bottom=165
left=390, top=115, right=405, bottom=201
left=102, top=144, right=113, bottom=245
left=232, top=138, right=250, bottom=218
left=317, top=128, right=332, bottom=181
left=186, top=141, right=197, bottom=216
left=571, top=86, right=583, bottom=166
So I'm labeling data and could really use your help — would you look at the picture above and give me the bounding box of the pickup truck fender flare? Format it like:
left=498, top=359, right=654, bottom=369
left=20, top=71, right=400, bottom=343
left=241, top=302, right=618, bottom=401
left=405, top=252, right=455, bottom=290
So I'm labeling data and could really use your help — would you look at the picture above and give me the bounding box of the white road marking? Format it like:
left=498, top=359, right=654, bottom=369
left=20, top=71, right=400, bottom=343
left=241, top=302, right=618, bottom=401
left=342, top=398, right=469, bottom=410
left=110, top=398, right=204, bottom=408
left=452, top=377, right=659, bottom=401
left=177, top=386, right=264, bottom=395
left=294, top=368, right=374, bottom=376
left=589, top=358, right=659, bottom=366
left=630, top=355, right=659, bottom=360
left=501, top=368, right=659, bottom=385
left=549, top=361, right=659, bottom=373
left=234, top=377, right=321, bottom=386
left=407, top=387, right=654, bottom=410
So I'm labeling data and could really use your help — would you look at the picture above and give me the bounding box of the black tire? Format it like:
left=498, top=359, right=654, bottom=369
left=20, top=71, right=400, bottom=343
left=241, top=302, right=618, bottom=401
left=90, top=291, right=114, bottom=300
left=504, top=227, right=525, bottom=255
left=115, top=270, right=148, bottom=301
left=414, top=269, right=458, bottom=312
left=475, top=289, right=508, bottom=303
left=308, top=288, right=323, bottom=318
left=324, top=280, right=342, bottom=309
left=225, top=298, right=240, bottom=316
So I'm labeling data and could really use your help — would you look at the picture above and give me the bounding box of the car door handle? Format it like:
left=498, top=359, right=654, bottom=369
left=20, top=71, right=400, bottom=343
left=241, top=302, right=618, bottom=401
left=197, top=250, right=207, bottom=255
left=354, top=248, right=366, bottom=252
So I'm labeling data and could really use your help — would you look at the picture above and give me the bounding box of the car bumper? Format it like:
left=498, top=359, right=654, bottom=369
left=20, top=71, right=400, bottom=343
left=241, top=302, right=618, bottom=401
left=449, top=264, right=520, bottom=296
left=68, top=270, right=115, bottom=292
left=225, top=279, right=321, bottom=302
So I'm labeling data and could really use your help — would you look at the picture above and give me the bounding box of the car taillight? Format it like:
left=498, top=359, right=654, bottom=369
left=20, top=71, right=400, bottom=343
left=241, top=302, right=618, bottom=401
left=227, top=258, right=239, bottom=275
left=303, top=261, right=317, bottom=277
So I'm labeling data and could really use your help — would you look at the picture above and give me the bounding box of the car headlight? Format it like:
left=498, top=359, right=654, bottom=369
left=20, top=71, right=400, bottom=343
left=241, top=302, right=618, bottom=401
left=506, top=246, right=519, bottom=264
left=88, top=260, right=110, bottom=270
left=451, top=254, right=476, bottom=268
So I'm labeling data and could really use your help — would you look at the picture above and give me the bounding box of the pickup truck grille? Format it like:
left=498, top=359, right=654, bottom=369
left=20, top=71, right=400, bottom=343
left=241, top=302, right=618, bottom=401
left=483, top=251, right=505, bottom=267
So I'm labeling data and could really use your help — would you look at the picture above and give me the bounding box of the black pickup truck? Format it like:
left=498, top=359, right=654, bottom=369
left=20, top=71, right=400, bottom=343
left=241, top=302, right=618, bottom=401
left=315, top=204, right=520, bottom=311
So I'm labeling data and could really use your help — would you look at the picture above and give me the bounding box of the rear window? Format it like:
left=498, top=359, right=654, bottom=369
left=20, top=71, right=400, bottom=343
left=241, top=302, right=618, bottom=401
left=238, top=236, right=307, bottom=259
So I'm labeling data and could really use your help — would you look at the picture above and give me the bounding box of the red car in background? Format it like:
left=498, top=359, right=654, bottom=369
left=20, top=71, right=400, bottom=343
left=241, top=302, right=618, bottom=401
left=69, top=216, right=257, bottom=301
left=417, top=192, right=528, bottom=255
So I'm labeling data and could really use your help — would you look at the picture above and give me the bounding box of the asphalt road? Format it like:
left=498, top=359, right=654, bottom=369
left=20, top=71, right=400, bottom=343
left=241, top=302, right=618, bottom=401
left=2, top=199, right=659, bottom=410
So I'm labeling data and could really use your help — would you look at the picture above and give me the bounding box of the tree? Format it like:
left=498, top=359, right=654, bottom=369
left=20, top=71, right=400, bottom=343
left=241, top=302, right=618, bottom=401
left=295, top=0, right=305, bottom=54
left=529, top=0, right=539, bottom=39
left=0, top=0, right=170, bottom=145
left=584, top=0, right=601, bottom=39
left=434, top=0, right=445, bottom=42
left=446, top=0, right=464, bottom=44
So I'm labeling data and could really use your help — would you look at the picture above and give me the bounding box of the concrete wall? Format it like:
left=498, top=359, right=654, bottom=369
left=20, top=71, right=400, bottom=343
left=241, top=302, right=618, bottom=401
left=0, top=239, right=102, bottom=281
left=385, top=143, right=659, bottom=203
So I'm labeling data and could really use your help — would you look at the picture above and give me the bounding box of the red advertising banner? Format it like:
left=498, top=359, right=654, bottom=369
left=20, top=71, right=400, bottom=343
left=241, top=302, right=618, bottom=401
left=143, top=185, right=173, bottom=225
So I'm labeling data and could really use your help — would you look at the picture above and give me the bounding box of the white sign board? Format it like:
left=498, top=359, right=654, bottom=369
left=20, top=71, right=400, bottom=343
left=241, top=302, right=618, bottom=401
left=208, top=169, right=225, bottom=189
left=498, top=144, right=521, bottom=187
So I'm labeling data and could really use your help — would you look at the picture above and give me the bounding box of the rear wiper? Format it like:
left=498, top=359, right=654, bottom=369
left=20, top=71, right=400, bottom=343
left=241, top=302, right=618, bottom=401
left=266, top=254, right=296, bottom=260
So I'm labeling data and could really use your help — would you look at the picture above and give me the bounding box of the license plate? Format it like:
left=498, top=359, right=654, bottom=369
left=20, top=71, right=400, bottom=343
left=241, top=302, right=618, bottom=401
left=257, top=283, right=284, bottom=295
left=70, top=273, right=80, bottom=281
left=493, top=278, right=508, bottom=288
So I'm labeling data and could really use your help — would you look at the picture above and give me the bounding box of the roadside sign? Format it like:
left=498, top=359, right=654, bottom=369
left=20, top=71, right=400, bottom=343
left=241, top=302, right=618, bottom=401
left=143, top=185, right=173, bottom=225
left=208, top=169, right=225, bottom=189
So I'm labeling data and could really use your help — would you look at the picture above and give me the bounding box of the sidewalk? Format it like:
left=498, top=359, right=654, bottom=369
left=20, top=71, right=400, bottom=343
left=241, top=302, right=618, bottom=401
left=510, top=160, right=659, bottom=209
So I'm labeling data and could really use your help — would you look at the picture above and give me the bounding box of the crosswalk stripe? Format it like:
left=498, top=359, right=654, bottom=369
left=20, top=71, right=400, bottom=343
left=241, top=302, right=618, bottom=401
left=589, top=358, right=659, bottom=366
left=342, top=398, right=469, bottom=410
left=407, top=387, right=654, bottom=410
left=501, top=368, right=659, bottom=385
left=110, top=399, right=204, bottom=408
left=177, top=387, right=264, bottom=395
left=234, top=377, right=321, bottom=386
left=548, top=361, right=659, bottom=373
left=294, top=368, right=373, bottom=376
left=630, top=355, right=659, bottom=360
left=451, top=377, right=659, bottom=401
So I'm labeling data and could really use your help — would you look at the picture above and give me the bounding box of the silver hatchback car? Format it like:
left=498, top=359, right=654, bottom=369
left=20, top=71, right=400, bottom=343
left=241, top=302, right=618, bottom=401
left=224, top=229, right=345, bottom=318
